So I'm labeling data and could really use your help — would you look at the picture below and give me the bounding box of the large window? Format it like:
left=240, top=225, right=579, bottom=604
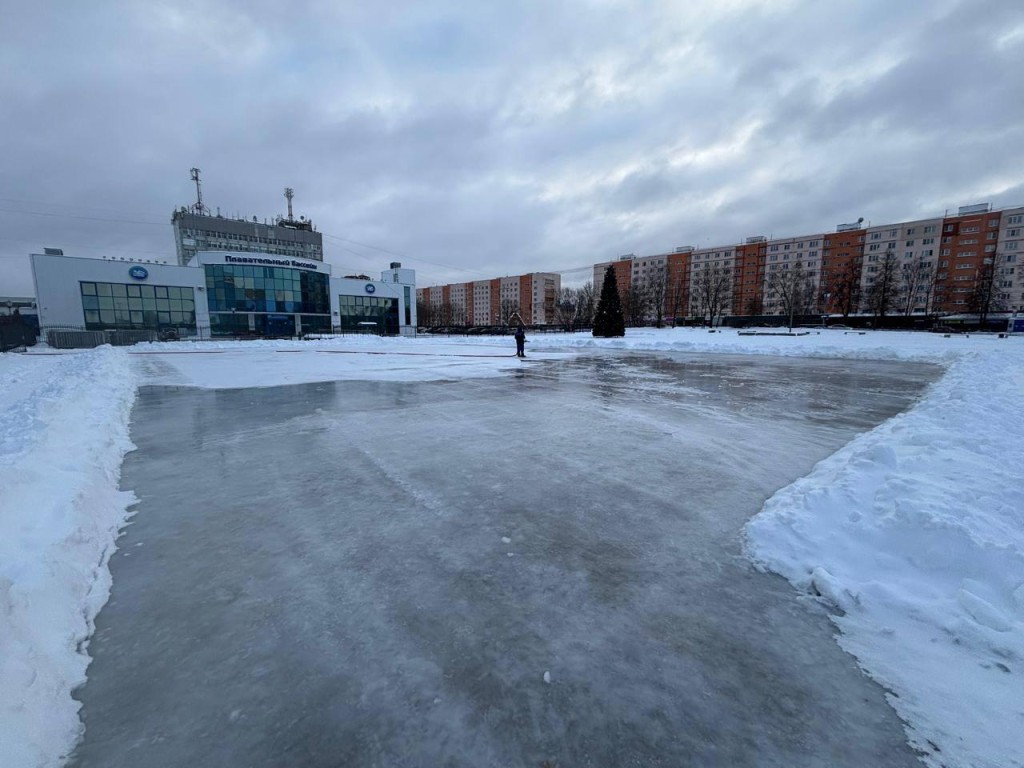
left=338, top=294, right=399, bottom=334
left=80, top=282, right=196, bottom=332
left=204, top=264, right=329, bottom=314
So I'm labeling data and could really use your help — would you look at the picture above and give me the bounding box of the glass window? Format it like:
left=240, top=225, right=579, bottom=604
left=81, top=282, right=97, bottom=295
left=98, top=296, right=114, bottom=310
left=82, top=295, right=99, bottom=310
left=127, top=285, right=141, bottom=297
left=97, top=283, right=112, bottom=296
left=141, top=285, right=156, bottom=298
left=111, top=283, right=127, bottom=298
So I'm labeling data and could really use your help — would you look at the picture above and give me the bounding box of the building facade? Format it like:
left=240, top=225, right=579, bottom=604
left=171, top=210, right=324, bottom=266
left=417, top=272, right=561, bottom=326
left=591, top=201, right=1024, bottom=323
left=30, top=252, right=416, bottom=338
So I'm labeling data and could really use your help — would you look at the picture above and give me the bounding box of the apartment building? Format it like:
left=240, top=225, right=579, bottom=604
left=416, top=272, right=561, bottom=326
left=688, top=246, right=736, bottom=317
left=995, top=206, right=1024, bottom=309
left=760, top=233, right=826, bottom=314
left=590, top=200, right=1024, bottom=323
left=820, top=224, right=865, bottom=315
left=732, top=239, right=767, bottom=315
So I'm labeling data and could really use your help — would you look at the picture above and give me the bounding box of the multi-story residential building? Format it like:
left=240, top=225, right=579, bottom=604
left=591, top=200, right=1024, bottom=324
left=760, top=233, right=825, bottom=314
left=416, top=272, right=561, bottom=326
left=732, top=238, right=767, bottom=316
left=930, top=204, right=1003, bottom=311
left=821, top=224, right=865, bottom=316
left=995, top=206, right=1024, bottom=310
left=859, top=216, right=943, bottom=315
left=593, top=256, right=636, bottom=298
left=688, top=246, right=736, bottom=319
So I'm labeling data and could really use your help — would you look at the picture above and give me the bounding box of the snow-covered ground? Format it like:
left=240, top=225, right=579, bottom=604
left=1, top=328, right=1021, bottom=768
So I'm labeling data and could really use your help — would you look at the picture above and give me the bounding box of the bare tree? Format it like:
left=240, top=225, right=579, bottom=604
left=647, top=265, right=669, bottom=328
left=575, top=281, right=596, bottom=328
left=416, top=299, right=433, bottom=327
left=691, top=263, right=732, bottom=326
left=499, top=298, right=520, bottom=325
left=553, top=287, right=576, bottom=331
left=825, top=258, right=862, bottom=318
left=625, top=279, right=649, bottom=327
left=665, top=267, right=689, bottom=325
left=899, top=259, right=933, bottom=316
left=767, top=261, right=816, bottom=330
left=969, top=255, right=1005, bottom=326
left=864, top=249, right=900, bottom=322
left=927, top=267, right=948, bottom=318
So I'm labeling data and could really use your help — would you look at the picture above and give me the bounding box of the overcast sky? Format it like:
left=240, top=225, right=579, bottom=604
left=2, top=0, right=1023, bottom=295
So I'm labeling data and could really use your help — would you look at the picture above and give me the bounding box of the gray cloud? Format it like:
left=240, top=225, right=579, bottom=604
left=1, top=0, right=1023, bottom=295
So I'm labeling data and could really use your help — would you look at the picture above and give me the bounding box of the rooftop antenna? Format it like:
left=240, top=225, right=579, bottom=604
left=190, top=168, right=209, bottom=215
left=284, top=187, right=294, bottom=220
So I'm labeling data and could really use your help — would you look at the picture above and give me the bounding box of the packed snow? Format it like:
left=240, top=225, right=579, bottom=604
left=0, top=327, right=1021, bottom=768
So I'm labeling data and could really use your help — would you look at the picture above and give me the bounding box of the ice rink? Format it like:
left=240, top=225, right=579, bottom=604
left=70, top=352, right=939, bottom=767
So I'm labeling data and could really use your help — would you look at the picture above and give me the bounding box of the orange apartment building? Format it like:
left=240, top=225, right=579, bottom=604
left=821, top=224, right=865, bottom=315
left=416, top=272, right=561, bottom=326
left=733, top=238, right=767, bottom=316
left=931, top=205, right=1003, bottom=311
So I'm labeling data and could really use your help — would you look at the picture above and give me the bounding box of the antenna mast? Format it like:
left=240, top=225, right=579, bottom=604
left=284, top=187, right=294, bottom=220
left=190, top=168, right=209, bottom=215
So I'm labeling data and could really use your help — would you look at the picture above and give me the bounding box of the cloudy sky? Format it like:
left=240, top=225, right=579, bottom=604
left=1, top=0, right=1022, bottom=295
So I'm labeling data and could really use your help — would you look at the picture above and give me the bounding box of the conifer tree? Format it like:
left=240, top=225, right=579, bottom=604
left=593, top=265, right=626, bottom=337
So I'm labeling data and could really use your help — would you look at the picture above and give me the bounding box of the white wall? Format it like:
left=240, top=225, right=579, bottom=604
left=31, top=253, right=209, bottom=333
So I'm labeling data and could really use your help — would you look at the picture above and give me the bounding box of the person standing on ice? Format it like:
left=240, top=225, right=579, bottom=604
left=514, top=325, right=526, bottom=357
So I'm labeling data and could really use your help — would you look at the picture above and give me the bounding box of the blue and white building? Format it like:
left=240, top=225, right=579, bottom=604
left=30, top=251, right=417, bottom=338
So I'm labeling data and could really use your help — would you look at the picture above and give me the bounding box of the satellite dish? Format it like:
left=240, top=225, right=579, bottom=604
left=857, top=217, right=864, bottom=223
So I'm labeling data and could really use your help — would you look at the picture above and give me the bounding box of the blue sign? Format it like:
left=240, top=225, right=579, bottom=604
left=364, top=283, right=376, bottom=294
left=128, top=265, right=149, bottom=280
left=1012, top=316, right=1024, bottom=333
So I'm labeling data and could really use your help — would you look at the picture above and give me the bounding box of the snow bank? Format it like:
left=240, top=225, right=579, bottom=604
left=0, top=347, right=137, bottom=768
left=744, top=350, right=1024, bottom=768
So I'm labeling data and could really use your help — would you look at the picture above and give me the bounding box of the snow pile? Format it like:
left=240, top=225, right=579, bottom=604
left=745, top=350, right=1024, bottom=768
left=532, top=325, right=982, bottom=363
left=0, top=347, right=137, bottom=768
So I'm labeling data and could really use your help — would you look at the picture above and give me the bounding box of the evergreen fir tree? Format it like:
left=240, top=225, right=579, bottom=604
left=593, top=265, right=626, bottom=337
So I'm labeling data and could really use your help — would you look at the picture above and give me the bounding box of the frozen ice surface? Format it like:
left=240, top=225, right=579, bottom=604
left=70, top=353, right=939, bottom=767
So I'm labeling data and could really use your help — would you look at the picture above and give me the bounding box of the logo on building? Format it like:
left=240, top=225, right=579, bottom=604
left=128, top=265, right=149, bottom=280
left=364, top=283, right=376, bottom=294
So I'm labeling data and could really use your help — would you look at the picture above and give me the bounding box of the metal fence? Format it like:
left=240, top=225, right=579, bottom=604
left=0, top=322, right=38, bottom=352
